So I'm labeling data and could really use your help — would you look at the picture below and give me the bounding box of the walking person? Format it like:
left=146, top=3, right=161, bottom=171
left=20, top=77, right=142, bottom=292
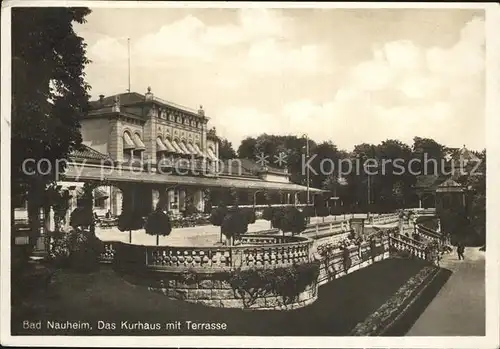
left=457, top=242, right=465, bottom=260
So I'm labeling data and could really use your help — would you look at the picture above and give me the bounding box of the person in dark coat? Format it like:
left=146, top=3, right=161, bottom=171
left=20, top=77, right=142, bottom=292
left=457, top=242, right=465, bottom=260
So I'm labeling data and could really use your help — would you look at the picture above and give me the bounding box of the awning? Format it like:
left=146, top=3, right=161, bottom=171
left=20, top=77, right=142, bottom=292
left=186, top=142, right=200, bottom=156
left=123, top=132, right=135, bottom=150
left=207, top=147, right=218, bottom=161
left=94, top=188, right=109, bottom=199
left=178, top=141, right=192, bottom=155
left=163, top=138, right=176, bottom=153
left=170, top=140, right=186, bottom=154
left=193, top=143, right=204, bottom=157
left=156, top=138, right=167, bottom=152
left=133, top=133, right=146, bottom=150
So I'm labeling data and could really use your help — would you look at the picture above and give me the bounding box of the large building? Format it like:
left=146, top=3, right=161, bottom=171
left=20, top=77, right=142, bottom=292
left=53, top=88, right=320, bottom=219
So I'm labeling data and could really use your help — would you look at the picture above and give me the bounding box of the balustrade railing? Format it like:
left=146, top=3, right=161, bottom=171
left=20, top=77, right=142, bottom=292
left=388, top=235, right=427, bottom=260
left=108, top=234, right=313, bottom=271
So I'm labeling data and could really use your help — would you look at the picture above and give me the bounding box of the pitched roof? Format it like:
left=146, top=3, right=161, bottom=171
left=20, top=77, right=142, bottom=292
left=438, top=178, right=462, bottom=188
left=89, top=92, right=145, bottom=109
left=450, top=145, right=480, bottom=162
left=414, top=175, right=449, bottom=189
left=70, top=144, right=111, bottom=162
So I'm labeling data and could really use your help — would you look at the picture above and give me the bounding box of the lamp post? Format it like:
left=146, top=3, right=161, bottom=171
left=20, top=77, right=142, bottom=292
left=358, top=153, right=374, bottom=220
left=302, top=134, right=310, bottom=207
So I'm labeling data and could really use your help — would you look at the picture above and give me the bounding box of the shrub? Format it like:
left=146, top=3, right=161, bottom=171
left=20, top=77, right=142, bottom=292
left=68, top=228, right=104, bottom=272
left=303, top=206, right=315, bottom=218
left=228, top=261, right=320, bottom=308
left=272, top=207, right=307, bottom=236
left=183, top=203, right=199, bottom=217
left=118, top=211, right=144, bottom=243
left=262, top=206, right=273, bottom=220
left=46, top=229, right=72, bottom=267
left=210, top=205, right=228, bottom=226
left=221, top=207, right=249, bottom=242
left=145, top=209, right=172, bottom=245
left=69, top=206, right=93, bottom=229
left=242, top=208, right=256, bottom=224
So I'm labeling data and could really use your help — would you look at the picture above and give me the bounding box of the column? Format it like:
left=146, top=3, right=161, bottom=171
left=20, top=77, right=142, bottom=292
left=179, top=188, right=186, bottom=211
left=152, top=188, right=160, bottom=211
left=193, top=189, right=204, bottom=212
left=167, top=188, right=174, bottom=212
left=113, top=189, right=123, bottom=216
left=417, top=193, right=423, bottom=209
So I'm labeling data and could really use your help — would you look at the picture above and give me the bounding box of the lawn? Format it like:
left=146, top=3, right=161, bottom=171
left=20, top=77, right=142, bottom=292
left=12, top=258, right=436, bottom=336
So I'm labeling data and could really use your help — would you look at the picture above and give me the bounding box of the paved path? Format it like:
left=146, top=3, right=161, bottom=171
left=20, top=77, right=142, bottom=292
left=96, top=214, right=369, bottom=247
left=406, top=246, right=485, bottom=336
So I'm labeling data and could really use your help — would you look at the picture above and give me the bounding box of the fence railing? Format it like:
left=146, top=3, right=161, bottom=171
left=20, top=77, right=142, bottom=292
left=110, top=233, right=314, bottom=272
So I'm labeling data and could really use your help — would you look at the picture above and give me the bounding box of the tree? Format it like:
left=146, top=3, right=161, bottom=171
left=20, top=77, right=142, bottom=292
left=145, top=209, right=172, bottom=246
left=118, top=212, right=144, bottom=244
left=218, top=138, right=237, bottom=160
left=210, top=205, right=251, bottom=245
left=12, top=7, right=92, bottom=249
left=272, top=207, right=307, bottom=236
left=221, top=208, right=250, bottom=245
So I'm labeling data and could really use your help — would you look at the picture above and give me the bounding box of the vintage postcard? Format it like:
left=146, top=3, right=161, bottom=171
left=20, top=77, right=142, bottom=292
left=1, top=1, right=499, bottom=348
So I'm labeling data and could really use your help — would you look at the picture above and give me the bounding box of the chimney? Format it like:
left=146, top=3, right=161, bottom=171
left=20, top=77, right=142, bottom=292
left=99, top=94, right=105, bottom=105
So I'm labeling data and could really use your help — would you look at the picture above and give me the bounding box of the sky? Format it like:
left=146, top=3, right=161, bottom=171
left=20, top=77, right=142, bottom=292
left=74, top=7, right=486, bottom=152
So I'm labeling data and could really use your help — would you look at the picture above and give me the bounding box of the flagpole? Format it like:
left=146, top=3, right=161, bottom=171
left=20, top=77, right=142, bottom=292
left=127, top=38, right=131, bottom=92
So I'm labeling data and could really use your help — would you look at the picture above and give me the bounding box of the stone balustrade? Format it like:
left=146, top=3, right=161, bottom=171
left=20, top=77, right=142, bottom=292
left=107, top=234, right=317, bottom=310
left=369, top=213, right=400, bottom=225
left=388, top=235, right=428, bottom=260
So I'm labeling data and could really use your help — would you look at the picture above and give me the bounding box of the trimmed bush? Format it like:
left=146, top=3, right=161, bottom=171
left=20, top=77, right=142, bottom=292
left=69, top=206, right=93, bottom=229
left=221, top=208, right=249, bottom=243
left=210, top=205, right=228, bottom=227
left=242, top=208, right=256, bottom=224
left=272, top=206, right=307, bottom=236
left=118, top=211, right=145, bottom=243
left=145, top=209, right=172, bottom=245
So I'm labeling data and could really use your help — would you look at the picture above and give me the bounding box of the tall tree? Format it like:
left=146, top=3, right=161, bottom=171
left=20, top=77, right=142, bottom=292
left=412, top=137, right=446, bottom=176
left=218, top=137, right=237, bottom=160
left=11, top=7, right=92, bottom=246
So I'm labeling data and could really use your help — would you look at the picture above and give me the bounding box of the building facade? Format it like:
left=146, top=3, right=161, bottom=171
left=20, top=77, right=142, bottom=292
left=52, top=88, right=321, bottom=219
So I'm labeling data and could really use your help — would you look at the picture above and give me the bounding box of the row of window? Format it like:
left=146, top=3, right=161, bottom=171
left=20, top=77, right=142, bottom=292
left=122, top=131, right=217, bottom=160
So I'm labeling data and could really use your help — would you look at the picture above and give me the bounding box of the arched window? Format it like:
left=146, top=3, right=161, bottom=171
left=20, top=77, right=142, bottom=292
left=123, top=131, right=135, bottom=162
left=132, top=133, right=145, bottom=162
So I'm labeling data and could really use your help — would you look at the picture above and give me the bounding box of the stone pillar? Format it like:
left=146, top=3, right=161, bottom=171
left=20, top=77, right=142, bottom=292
left=179, top=189, right=186, bottom=211
left=418, top=193, right=423, bottom=209
left=167, top=188, right=175, bottom=212
left=112, top=188, right=123, bottom=216
left=194, top=189, right=204, bottom=212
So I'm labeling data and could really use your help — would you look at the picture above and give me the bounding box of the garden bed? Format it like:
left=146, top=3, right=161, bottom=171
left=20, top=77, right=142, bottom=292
left=11, top=258, right=435, bottom=336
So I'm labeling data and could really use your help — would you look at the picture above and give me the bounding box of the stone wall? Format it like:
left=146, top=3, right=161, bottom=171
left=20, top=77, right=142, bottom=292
left=145, top=271, right=317, bottom=310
